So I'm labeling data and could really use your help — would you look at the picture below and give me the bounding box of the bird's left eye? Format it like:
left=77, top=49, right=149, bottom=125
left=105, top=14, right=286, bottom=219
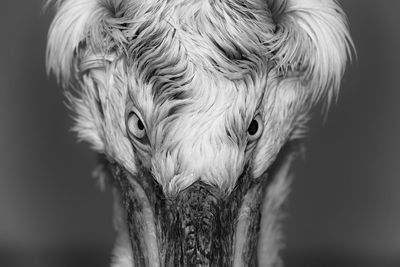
left=127, top=112, right=146, bottom=139
left=247, top=115, right=263, bottom=141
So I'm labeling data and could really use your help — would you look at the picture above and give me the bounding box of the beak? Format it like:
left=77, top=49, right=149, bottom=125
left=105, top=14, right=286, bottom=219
left=108, top=163, right=270, bottom=267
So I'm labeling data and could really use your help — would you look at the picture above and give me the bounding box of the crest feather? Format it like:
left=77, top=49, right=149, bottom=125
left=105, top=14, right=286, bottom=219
left=47, top=0, right=101, bottom=86
left=268, top=0, right=354, bottom=105
left=46, top=0, right=128, bottom=87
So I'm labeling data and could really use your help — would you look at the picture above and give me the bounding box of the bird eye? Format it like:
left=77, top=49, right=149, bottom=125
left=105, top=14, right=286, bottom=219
left=247, top=115, right=263, bottom=141
left=127, top=112, right=146, bottom=139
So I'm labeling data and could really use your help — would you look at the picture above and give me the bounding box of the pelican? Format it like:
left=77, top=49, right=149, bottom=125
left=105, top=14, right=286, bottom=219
left=46, top=0, right=353, bottom=266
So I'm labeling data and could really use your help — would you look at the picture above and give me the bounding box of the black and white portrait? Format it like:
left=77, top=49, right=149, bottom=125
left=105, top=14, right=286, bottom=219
left=0, top=1, right=399, bottom=267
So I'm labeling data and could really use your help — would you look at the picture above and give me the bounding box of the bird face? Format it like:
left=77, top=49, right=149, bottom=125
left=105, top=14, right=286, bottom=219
left=126, top=67, right=269, bottom=193
left=46, top=0, right=352, bottom=266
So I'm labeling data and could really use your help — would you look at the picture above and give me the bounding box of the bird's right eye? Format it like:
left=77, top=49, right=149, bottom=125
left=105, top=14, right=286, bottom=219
left=127, top=112, right=146, bottom=139
left=247, top=114, right=263, bottom=141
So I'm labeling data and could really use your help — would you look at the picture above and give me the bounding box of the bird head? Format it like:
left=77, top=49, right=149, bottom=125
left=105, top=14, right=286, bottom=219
left=46, top=0, right=352, bottom=266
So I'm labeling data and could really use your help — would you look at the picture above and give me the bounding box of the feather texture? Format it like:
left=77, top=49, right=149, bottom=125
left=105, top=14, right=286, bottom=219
left=268, top=0, right=354, bottom=104
left=46, top=1, right=353, bottom=266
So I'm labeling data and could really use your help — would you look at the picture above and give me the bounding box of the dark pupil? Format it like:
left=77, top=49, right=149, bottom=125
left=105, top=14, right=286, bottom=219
left=137, top=119, right=144, bottom=131
left=248, top=120, right=259, bottom=135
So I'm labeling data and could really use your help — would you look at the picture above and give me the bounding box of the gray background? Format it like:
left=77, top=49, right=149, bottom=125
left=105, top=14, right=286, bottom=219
left=1, top=0, right=399, bottom=265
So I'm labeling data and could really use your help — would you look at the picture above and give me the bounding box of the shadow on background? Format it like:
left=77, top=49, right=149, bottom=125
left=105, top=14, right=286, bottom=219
left=1, top=0, right=400, bottom=266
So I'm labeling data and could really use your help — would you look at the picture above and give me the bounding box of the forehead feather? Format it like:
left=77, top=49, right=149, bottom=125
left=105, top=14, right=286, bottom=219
left=124, top=0, right=274, bottom=81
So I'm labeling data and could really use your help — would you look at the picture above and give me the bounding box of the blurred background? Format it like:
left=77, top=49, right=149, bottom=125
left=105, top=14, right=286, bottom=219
left=1, top=1, right=399, bottom=266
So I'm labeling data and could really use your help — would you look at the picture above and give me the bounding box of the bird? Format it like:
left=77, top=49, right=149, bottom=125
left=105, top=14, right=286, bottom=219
left=46, top=0, right=353, bottom=266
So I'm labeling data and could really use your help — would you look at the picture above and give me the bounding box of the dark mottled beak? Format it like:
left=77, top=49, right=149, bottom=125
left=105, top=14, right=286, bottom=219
left=108, top=162, right=271, bottom=267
